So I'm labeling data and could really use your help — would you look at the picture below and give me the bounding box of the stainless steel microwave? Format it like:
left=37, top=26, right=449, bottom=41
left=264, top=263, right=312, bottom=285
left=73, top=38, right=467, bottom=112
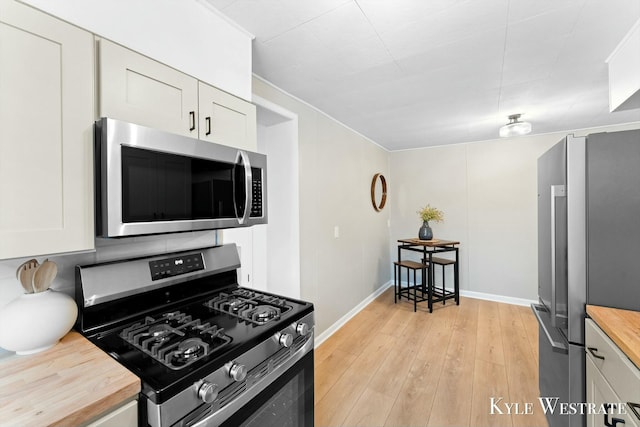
left=94, top=118, right=267, bottom=238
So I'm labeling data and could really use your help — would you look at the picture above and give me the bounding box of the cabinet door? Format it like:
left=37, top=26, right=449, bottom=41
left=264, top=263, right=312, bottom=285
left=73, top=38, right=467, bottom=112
left=86, top=400, right=137, bottom=427
left=98, top=38, right=199, bottom=137
left=586, top=356, right=638, bottom=427
left=0, top=0, right=94, bottom=259
left=198, top=82, right=257, bottom=150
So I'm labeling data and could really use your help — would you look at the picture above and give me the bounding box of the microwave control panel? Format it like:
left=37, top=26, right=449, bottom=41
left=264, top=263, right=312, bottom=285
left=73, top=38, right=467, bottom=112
left=251, top=167, right=263, bottom=218
left=149, top=253, right=204, bottom=281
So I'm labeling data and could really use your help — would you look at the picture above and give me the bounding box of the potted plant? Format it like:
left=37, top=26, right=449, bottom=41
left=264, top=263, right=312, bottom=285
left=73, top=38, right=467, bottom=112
left=417, top=204, right=443, bottom=240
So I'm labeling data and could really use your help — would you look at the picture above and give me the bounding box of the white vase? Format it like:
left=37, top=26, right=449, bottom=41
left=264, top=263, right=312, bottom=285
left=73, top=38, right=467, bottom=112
left=0, top=289, right=78, bottom=355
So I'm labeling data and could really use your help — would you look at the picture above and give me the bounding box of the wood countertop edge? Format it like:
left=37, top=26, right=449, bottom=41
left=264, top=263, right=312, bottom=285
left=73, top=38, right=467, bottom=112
left=0, top=331, right=141, bottom=427
left=586, top=305, right=640, bottom=370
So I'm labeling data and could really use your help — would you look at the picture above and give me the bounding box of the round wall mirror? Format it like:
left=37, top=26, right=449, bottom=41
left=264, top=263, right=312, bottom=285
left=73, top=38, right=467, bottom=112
left=371, top=173, right=387, bottom=212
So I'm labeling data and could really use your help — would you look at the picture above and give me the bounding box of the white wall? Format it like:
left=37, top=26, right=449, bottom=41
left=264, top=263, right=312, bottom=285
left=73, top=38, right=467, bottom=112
left=390, top=122, right=640, bottom=302
left=255, top=98, right=301, bottom=299
left=20, top=0, right=253, bottom=100
left=252, top=76, right=391, bottom=336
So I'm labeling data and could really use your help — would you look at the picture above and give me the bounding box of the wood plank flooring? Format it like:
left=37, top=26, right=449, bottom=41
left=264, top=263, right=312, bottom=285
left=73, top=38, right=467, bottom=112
left=314, top=288, right=549, bottom=427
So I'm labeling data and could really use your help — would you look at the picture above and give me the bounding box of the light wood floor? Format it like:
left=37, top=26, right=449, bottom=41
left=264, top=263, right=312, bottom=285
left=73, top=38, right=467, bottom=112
left=314, top=288, right=549, bottom=427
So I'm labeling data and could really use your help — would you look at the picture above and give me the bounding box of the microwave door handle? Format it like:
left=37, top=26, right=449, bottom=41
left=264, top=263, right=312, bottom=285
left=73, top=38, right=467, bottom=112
left=237, top=150, right=252, bottom=225
left=550, top=184, right=565, bottom=328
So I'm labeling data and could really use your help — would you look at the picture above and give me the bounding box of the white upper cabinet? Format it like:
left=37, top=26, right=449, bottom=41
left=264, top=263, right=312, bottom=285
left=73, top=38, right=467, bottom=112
left=0, top=0, right=94, bottom=259
left=98, top=39, right=256, bottom=150
left=199, top=82, right=257, bottom=151
left=98, top=38, right=199, bottom=138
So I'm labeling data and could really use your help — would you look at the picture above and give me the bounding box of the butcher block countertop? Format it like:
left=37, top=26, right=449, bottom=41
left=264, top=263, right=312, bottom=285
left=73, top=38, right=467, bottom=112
left=0, top=331, right=140, bottom=427
left=587, top=305, right=640, bottom=369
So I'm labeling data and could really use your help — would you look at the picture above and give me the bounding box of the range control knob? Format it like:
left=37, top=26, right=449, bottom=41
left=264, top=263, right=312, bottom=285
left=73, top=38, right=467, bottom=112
left=296, top=323, right=309, bottom=336
left=278, top=332, right=293, bottom=348
left=196, top=381, right=218, bottom=403
left=229, top=363, right=247, bottom=382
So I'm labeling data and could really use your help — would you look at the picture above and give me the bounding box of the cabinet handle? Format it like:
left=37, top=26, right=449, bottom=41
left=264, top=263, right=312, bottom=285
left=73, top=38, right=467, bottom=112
left=587, top=347, right=605, bottom=360
left=189, top=111, right=196, bottom=131
left=206, top=117, right=211, bottom=136
left=604, top=403, right=625, bottom=426
left=604, top=414, right=625, bottom=426
left=628, top=402, right=640, bottom=421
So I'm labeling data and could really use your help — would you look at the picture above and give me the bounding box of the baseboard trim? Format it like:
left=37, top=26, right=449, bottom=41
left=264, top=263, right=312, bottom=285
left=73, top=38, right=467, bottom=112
left=314, top=282, right=537, bottom=348
left=314, top=280, right=393, bottom=348
left=394, top=282, right=537, bottom=307
left=459, top=289, right=537, bottom=307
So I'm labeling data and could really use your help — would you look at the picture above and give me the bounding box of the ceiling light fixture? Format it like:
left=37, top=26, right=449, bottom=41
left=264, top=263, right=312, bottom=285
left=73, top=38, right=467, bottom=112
left=499, top=114, right=532, bottom=137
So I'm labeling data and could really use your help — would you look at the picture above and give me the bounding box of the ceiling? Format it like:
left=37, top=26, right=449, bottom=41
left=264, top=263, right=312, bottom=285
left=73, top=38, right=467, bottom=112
left=206, top=0, right=640, bottom=151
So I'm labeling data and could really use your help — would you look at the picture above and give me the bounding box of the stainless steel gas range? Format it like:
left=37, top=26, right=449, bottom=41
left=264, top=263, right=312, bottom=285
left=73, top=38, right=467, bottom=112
left=75, top=244, right=314, bottom=427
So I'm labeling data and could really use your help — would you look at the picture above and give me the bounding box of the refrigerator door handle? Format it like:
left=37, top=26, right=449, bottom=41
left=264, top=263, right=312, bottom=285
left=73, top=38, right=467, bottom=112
left=550, top=184, right=566, bottom=328
left=531, top=303, right=568, bottom=354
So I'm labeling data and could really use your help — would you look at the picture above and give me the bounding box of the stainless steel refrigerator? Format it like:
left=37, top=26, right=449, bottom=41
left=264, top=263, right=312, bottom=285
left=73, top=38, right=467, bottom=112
left=532, top=129, right=640, bottom=427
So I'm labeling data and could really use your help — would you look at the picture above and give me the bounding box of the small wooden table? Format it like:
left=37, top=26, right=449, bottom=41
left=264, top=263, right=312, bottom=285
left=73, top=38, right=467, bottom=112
left=396, top=238, right=460, bottom=312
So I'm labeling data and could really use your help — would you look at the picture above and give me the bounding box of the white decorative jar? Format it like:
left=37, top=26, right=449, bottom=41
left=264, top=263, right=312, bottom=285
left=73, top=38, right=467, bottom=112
left=0, top=290, right=77, bottom=355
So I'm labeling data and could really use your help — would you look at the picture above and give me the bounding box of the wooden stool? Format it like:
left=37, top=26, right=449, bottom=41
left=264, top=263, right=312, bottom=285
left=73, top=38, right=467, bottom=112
left=393, top=260, right=429, bottom=312
left=423, top=256, right=458, bottom=305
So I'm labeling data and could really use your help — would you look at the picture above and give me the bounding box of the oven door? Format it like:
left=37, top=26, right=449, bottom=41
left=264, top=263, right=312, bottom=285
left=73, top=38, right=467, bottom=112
left=220, top=351, right=313, bottom=427
left=184, top=349, right=314, bottom=427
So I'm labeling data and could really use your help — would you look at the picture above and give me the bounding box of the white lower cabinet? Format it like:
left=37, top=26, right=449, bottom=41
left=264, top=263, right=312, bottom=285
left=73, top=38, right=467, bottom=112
left=587, top=357, right=638, bottom=427
left=0, top=0, right=95, bottom=259
left=585, top=319, right=640, bottom=427
left=86, top=400, right=137, bottom=427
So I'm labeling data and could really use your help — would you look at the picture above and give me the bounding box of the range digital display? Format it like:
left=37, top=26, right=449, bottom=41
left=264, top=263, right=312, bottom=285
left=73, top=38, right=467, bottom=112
left=149, top=253, right=204, bottom=281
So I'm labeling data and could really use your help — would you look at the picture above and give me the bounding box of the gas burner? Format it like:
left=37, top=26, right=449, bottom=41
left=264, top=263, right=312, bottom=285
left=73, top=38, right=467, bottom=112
left=226, top=298, right=250, bottom=313
left=243, top=305, right=280, bottom=324
left=169, top=338, right=208, bottom=366
left=149, top=324, right=173, bottom=336
left=119, top=311, right=231, bottom=370
left=140, top=324, right=175, bottom=344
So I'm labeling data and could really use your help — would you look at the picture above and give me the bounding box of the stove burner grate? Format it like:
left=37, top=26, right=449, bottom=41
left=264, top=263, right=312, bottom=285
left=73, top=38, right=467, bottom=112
left=204, top=289, right=291, bottom=325
left=119, top=311, right=230, bottom=370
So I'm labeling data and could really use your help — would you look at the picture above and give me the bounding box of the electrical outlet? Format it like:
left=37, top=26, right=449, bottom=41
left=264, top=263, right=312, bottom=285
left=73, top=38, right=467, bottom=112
left=334, top=226, right=340, bottom=238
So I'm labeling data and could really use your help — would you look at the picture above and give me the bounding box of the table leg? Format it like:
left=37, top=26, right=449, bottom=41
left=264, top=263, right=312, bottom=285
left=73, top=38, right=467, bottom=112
left=454, top=247, right=460, bottom=305
left=427, top=251, right=433, bottom=313
left=394, top=262, right=397, bottom=303
left=413, top=268, right=417, bottom=312
left=397, top=245, right=402, bottom=302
